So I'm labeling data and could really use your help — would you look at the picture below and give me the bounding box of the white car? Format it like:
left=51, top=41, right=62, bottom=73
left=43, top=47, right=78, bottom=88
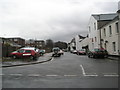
left=60, top=50, right=64, bottom=55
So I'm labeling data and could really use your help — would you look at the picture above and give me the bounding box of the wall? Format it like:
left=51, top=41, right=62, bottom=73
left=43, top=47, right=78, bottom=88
left=101, top=19, right=119, bottom=55
left=88, top=16, right=100, bottom=51
left=0, top=39, right=2, bottom=58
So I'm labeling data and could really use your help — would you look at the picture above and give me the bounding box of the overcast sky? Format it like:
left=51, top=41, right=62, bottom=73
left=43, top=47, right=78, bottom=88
left=0, top=0, right=119, bottom=42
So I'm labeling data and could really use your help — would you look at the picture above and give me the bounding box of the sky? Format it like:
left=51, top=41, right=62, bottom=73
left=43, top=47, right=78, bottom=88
left=0, top=0, right=119, bottom=42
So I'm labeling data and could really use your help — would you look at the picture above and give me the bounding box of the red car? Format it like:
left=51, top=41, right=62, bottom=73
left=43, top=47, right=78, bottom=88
left=10, top=47, right=39, bottom=60
left=88, top=48, right=108, bottom=58
left=77, top=49, right=86, bottom=55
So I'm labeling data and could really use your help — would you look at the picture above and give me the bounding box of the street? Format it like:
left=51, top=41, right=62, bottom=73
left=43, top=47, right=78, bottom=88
left=2, top=52, right=118, bottom=88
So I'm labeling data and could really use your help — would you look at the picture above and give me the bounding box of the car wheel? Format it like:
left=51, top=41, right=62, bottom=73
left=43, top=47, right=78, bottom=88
left=30, top=56, right=34, bottom=60
left=12, top=55, right=17, bottom=59
left=88, top=55, right=90, bottom=58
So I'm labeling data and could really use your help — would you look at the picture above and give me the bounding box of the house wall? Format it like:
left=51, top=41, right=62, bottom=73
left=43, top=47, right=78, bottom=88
left=0, top=38, right=2, bottom=58
left=75, top=35, right=82, bottom=50
left=88, top=16, right=100, bottom=51
left=118, top=9, right=120, bottom=55
left=101, top=19, right=119, bottom=55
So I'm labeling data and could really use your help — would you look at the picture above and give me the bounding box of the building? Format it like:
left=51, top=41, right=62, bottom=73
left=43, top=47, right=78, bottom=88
left=69, top=38, right=76, bottom=51
left=75, top=35, right=86, bottom=50
left=117, top=1, right=120, bottom=56
left=7, top=37, right=25, bottom=47
left=26, top=39, right=45, bottom=49
left=100, top=15, right=120, bottom=56
left=34, top=40, right=45, bottom=49
left=88, top=13, right=117, bottom=51
left=0, top=38, right=2, bottom=58
left=1, top=37, right=21, bottom=57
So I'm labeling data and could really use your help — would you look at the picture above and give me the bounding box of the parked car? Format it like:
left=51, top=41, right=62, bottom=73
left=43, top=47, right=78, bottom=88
left=10, top=47, right=40, bottom=60
left=77, top=49, right=86, bottom=55
left=60, top=50, right=64, bottom=55
left=71, top=50, right=77, bottom=54
left=52, top=47, right=61, bottom=57
left=88, top=48, right=108, bottom=58
left=39, top=49, right=46, bottom=56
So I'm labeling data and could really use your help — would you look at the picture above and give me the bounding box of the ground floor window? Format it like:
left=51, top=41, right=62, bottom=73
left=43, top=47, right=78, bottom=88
left=112, top=42, right=116, bottom=52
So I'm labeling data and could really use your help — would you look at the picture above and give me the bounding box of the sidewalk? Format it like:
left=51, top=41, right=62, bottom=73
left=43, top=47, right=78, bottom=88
left=2, top=53, right=52, bottom=67
left=107, top=56, right=120, bottom=60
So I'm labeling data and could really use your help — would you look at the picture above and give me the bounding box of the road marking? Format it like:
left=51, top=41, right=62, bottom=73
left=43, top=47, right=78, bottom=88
left=0, top=74, right=4, bottom=76
left=104, top=75, right=119, bottom=77
left=9, top=74, right=23, bottom=76
left=84, top=74, right=98, bottom=77
left=28, top=74, right=40, bottom=77
left=51, top=58, right=54, bottom=61
left=64, top=75, right=77, bottom=77
left=46, top=75, right=58, bottom=77
left=80, top=65, right=86, bottom=76
left=80, top=65, right=98, bottom=77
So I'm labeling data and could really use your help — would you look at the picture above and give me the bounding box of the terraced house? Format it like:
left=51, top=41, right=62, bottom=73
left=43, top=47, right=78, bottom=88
left=88, top=2, right=120, bottom=56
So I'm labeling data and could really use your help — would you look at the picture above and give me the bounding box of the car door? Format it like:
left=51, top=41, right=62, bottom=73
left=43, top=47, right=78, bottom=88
left=23, top=50, right=32, bottom=57
left=17, top=49, right=25, bottom=58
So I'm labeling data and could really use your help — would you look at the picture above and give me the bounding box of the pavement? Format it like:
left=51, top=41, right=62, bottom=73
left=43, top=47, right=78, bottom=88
left=107, top=56, right=120, bottom=60
left=2, top=53, right=53, bottom=67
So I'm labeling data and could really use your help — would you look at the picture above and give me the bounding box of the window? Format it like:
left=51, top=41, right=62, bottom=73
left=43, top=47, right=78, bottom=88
left=14, top=39, right=18, bottom=41
left=103, top=28, right=106, bottom=36
left=18, top=49, right=24, bottom=53
left=89, top=26, right=91, bottom=32
left=109, top=25, right=112, bottom=36
left=94, top=23, right=96, bottom=30
left=112, top=42, right=116, bottom=52
left=25, top=50, right=31, bottom=53
left=115, top=22, right=119, bottom=33
left=95, top=37, right=97, bottom=42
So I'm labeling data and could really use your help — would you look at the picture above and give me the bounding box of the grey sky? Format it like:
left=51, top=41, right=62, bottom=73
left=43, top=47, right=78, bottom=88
left=0, top=0, right=119, bottom=42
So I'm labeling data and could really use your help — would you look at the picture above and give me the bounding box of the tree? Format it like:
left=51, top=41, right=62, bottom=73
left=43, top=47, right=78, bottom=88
left=45, top=39, right=54, bottom=52
left=54, top=41, right=67, bottom=49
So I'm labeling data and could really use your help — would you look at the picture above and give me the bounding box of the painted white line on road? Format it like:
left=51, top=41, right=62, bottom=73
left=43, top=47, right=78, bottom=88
left=80, top=65, right=86, bottom=76
left=84, top=74, right=98, bottom=77
left=0, top=74, right=4, bottom=76
left=80, top=65, right=98, bottom=77
left=10, top=74, right=23, bottom=76
left=104, top=75, right=119, bottom=77
left=51, top=58, right=54, bottom=61
left=46, top=75, right=58, bottom=77
left=28, top=74, right=40, bottom=77
left=64, top=75, right=77, bottom=77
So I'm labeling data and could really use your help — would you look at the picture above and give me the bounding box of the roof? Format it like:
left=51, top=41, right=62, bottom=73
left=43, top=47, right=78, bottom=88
left=92, top=13, right=117, bottom=21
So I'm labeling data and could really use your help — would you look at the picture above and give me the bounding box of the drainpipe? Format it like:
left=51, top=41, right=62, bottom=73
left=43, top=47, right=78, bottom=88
left=98, top=15, right=102, bottom=48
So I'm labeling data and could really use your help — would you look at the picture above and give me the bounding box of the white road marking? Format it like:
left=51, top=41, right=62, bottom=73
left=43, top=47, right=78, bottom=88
left=84, top=74, right=98, bottom=77
left=104, top=75, right=119, bottom=77
left=64, top=75, right=77, bottom=77
left=9, top=74, right=23, bottom=76
left=0, top=74, right=4, bottom=76
left=46, top=75, right=58, bottom=77
left=80, top=65, right=86, bottom=76
left=28, top=74, right=40, bottom=77
left=80, top=65, right=98, bottom=77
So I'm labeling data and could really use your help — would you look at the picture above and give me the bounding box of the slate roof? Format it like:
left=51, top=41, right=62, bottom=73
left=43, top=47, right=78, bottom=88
left=92, top=13, right=118, bottom=21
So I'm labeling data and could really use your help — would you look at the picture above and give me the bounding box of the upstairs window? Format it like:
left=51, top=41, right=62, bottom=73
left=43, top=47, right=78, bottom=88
left=94, top=23, right=96, bottom=30
left=109, top=25, right=112, bottom=36
left=115, top=22, right=119, bottom=33
left=89, top=26, right=91, bottom=32
left=103, top=28, right=106, bottom=37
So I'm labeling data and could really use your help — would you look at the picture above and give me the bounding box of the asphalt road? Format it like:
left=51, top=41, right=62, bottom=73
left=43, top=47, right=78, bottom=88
left=2, top=52, right=119, bottom=88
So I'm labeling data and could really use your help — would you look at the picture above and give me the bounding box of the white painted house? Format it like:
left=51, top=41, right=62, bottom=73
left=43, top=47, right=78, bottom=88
left=88, top=13, right=117, bottom=51
left=100, top=15, right=119, bottom=55
left=75, top=35, right=85, bottom=50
